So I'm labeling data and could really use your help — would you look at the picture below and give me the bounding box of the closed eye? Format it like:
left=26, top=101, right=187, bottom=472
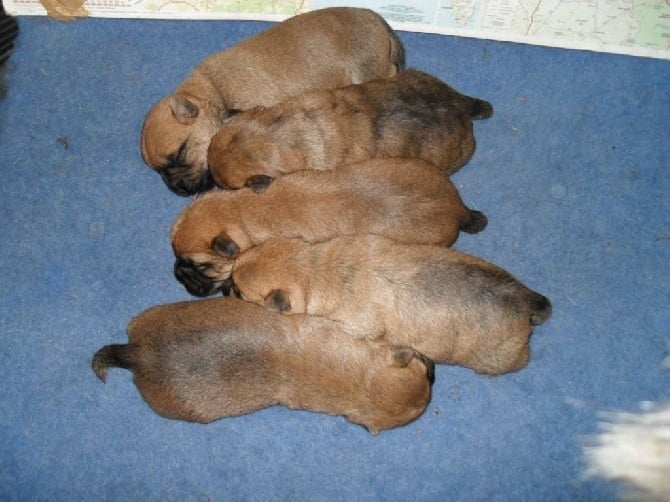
left=163, top=140, right=189, bottom=169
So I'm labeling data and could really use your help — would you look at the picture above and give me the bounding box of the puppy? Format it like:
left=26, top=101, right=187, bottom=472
left=208, top=69, right=493, bottom=190
left=231, top=235, right=552, bottom=376
left=91, top=297, right=434, bottom=434
left=171, top=158, right=487, bottom=297
left=140, top=7, right=405, bottom=196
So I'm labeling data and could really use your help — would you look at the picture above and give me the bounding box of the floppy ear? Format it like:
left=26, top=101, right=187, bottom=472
left=388, top=346, right=417, bottom=368
left=264, top=289, right=291, bottom=313
left=211, top=235, right=240, bottom=258
left=246, top=175, right=275, bottom=193
left=169, top=95, right=199, bottom=124
left=221, top=108, right=242, bottom=121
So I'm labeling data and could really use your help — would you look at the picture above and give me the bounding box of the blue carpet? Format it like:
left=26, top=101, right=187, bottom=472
left=0, top=15, right=668, bottom=501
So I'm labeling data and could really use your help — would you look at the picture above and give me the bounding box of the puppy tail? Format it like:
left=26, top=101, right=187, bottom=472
left=530, top=294, right=552, bottom=326
left=91, top=344, right=136, bottom=382
left=469, top=98, right=494, bottom=120
left=459, top=209, right=488, bottom=234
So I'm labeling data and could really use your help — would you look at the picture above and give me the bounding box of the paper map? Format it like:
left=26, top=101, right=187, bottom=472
left=5, top=0, right=670, bottom=60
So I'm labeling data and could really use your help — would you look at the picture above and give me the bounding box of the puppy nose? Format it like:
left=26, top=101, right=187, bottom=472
left=171, top=178, right=198, bottom=197
left=173, top=258, right=190, bottom=284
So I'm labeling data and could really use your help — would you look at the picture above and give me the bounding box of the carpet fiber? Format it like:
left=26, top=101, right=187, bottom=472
left=0, top=14, right=668, bottom=500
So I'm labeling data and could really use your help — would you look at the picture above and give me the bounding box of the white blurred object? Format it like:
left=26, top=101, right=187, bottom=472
left=584, top=402, right=670, bottom=501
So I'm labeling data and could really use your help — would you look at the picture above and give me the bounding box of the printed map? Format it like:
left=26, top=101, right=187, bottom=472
left=5, top=0, right=670, bottom=59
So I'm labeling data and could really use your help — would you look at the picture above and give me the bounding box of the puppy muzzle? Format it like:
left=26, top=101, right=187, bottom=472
left=173, top=257, right=233, bottom=297
left=159, top=165, right=215, bottom=196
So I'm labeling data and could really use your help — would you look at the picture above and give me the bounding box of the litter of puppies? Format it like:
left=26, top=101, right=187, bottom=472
left=93, top=7, right=551, bottom=433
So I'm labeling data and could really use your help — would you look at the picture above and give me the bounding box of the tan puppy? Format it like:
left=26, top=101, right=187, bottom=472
left=208, top=69, right=493, bottom=191
left=232, top=235, right=552, bottom=376
left=171, top=158, right=487, bottom=297
left=140, top=7, right=405, bottom=196
left=91, top=297, right=434, bottom=434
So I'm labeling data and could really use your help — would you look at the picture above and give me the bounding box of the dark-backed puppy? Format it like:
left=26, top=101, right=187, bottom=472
left=207, top=69, right=493, bottom=190
left=232, top=235, right=552, bottom=376
left=171, top=158, right=487, bottom=297
left=140, top=7, right=405, bottom=196
left=92, top=297, right=434, bottom=434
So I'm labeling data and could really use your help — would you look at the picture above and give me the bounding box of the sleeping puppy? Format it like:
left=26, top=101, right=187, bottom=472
left=91, top=297, right=434, bottom=434
left=207, top=68, right=493, bottom=190
left=140, top=7, right=405, bottom=196
left=171, top=158, right=487, bottom=297
left=231, top=235, right=552, bottom=376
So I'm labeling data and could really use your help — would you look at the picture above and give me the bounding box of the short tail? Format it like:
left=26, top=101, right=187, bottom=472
left=91, top=344, right=135, bottom=382
left=469, top=98, right=494, bottom=120
left=460, top=209, right=488, bottom=234
left=530, top=294, right=552, bottom=326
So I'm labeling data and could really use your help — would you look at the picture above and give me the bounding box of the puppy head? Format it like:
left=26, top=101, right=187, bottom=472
left=231, top=240, right=308, bottom=312
left=141, top=94, right=237, bottom=196
left=207, top=115, right=306, bottom=191
left=170, top=194, right=252, bottom=297
left=355, top=344, right=434, bottom=434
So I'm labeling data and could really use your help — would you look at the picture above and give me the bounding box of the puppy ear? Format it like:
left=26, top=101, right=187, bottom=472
left=169, top=95, right=199, bottom=124
left=388, top=346, right=417, bottom=368
left=221, top=108, right=242, bottom=121
left=211, top=235, right=240, bottom=258
left=245, top=175, right=275, bottom=193
left=264, top=289, right=291, bottom=313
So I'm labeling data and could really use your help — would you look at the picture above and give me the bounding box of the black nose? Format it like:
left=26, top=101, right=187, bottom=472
left=173, top=258, right=218, bottom=297
left=159, top=166, right=215, bottom=197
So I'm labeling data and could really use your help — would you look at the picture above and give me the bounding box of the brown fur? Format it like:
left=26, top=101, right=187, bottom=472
left=171, top=158, right=487, bottom=297
left=208, top=69, right=493, bottom=190
left=232, top=235, right=552, bottom=376
left=140, top=7, right=405, bottom=196
left=91, top=297, right=433, bottom=434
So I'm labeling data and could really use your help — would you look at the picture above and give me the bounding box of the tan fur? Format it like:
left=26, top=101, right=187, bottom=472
left=91, top=297, right=433, bottom=434
left=208, top=69, right=493, bottom=189
left=140, top=7, right=404, bottom=196
left=171, top=158, right=486, bottom=297
left=232, top=235, right=552, bottom=376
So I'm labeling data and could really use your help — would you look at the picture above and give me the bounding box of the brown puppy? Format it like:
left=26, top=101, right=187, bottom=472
left=232, top=235, right=552, bottom=376
left=208, top=69, right=493, bottom=191
left=171, top=158, right=487, bottom=297
left=91, top=297, right=434, bottom=434
left=140, top=7, right=405, bottom=196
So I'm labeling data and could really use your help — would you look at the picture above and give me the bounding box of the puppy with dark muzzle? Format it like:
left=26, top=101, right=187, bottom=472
left=231, top=235, right=552, bottom=376
left=171, top=158, right=487, bottom=297
left=91, top=297, right=434, bottom=434
left=207, top=69, right=493, bottom=191
left=140, top=7, right=405, bottom=196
